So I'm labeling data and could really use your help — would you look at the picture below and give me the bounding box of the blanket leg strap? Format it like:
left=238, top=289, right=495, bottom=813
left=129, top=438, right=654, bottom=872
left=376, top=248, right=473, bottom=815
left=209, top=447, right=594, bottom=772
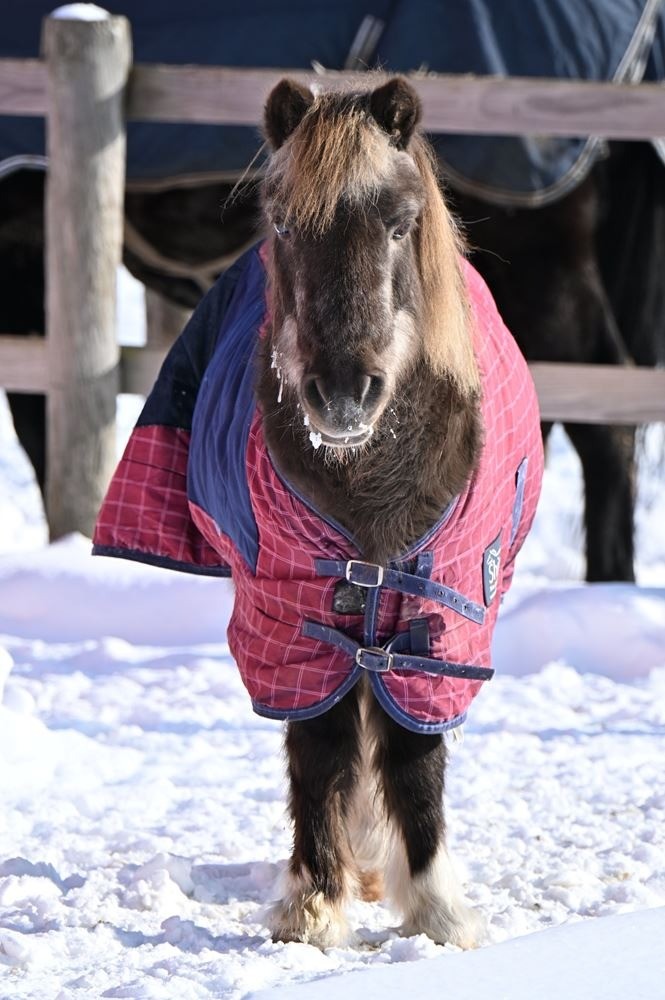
left=301, top=621, right=493, bottom=681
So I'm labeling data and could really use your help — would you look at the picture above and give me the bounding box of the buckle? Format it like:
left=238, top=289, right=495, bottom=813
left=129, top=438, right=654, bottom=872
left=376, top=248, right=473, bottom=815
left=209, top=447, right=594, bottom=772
left=355, top=647, right=393, bottom=673
left=345, top=560, right=384, bottom=588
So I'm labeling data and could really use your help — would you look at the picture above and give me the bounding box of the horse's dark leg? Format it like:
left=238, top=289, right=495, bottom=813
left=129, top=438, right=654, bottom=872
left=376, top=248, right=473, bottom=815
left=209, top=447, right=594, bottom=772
left=559, top=284, right=636, bottom=582
left=0, top=171, right=48, bottom=502
left=563, top=422, right=635, bottom=582
left=269, top=687, right=361, bottom=946
left=6, top=393, right=46, bottom=495
left=370, top=699, right=481, bottom=947
left=572, top=139, right=665, bottom=582
left=559, top=264, right=635, bottom=582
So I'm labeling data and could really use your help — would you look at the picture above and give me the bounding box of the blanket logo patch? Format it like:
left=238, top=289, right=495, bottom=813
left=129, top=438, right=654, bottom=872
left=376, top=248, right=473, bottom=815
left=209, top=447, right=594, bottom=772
left=483, top=533, right=501, bottom=606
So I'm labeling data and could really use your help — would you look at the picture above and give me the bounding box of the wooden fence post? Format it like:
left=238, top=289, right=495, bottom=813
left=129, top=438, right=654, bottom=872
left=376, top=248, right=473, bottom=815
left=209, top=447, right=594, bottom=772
left=42, top=9, right=131, bottom=539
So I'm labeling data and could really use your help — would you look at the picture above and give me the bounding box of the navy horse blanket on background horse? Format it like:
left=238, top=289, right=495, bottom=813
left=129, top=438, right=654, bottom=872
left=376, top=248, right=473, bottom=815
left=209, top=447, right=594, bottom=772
left=2, top=0, right=664, bottom=203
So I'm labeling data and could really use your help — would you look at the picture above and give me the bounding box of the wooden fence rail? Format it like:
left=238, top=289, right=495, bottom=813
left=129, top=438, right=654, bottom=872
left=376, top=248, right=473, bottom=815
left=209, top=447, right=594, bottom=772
left=0, top=12, right=664, bottom=538
left=2, top=332, right=663, bottom=426
left=3, top=57, right=665, bottom=138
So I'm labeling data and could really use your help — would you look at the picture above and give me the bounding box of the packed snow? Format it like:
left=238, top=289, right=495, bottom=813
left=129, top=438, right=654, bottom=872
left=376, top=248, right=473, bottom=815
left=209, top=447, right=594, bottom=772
left=0, top=275, right=664, bottom=996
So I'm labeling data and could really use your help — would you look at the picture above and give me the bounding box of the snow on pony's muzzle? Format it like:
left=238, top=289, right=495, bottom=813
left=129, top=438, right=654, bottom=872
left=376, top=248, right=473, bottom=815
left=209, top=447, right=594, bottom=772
left=300, top=371, right=387, bottom=449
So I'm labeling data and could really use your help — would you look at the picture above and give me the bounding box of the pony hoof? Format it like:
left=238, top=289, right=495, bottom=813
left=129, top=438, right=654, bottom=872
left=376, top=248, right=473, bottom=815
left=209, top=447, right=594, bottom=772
left=401, top=902, right=485, bottom=949
left=267, top=892, right=352, bottom=949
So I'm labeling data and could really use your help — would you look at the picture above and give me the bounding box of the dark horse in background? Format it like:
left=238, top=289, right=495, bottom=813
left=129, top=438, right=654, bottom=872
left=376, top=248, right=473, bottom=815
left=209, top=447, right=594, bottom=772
left=1, top=0, right=665, bottom=581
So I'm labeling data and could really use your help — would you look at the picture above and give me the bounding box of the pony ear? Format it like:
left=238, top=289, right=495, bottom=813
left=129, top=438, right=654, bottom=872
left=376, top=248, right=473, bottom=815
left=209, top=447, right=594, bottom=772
left=264, top=78, right=315, bottom=149
left=369, top=77, right=421, bottom=148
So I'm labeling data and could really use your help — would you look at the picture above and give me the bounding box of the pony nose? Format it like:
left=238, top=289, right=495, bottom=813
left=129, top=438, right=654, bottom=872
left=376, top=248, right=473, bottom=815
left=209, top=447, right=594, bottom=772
left=303, top=373, right=384, bottom=416
left=305, top=374, right=372, bottom=409
left=302, top=371, right=386, bottom=440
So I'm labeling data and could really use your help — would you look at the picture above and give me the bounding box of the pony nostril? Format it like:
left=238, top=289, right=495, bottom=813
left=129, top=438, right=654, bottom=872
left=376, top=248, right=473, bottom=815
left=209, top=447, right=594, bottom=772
left=303, top=372, right=386, bottom=422
left=315, top=377, right=331, bottom=406
left=362, top=374, right=386, bottom=411
left=303, top=375, right=328, bottom=412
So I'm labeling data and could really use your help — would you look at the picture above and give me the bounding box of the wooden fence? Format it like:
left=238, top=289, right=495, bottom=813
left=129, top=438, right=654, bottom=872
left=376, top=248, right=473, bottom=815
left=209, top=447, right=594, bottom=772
left=0, top=11, right=664, bottom=538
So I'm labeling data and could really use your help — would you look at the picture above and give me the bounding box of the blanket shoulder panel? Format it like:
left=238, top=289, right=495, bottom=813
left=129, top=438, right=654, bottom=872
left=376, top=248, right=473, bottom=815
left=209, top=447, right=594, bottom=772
left=186, top=247, right=268, bottom=573
left=464, top=258, right=545, bottom=574
left=93, top=244, right=266, bottom=574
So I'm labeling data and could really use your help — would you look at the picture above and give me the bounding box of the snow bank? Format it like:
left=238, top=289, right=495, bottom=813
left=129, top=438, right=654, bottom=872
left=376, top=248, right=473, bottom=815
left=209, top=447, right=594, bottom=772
left=0, top=534, right=233, bottom=645
left=248, top=907, right=665, bottom=1000
left=493, top=582, right=665, bottom=678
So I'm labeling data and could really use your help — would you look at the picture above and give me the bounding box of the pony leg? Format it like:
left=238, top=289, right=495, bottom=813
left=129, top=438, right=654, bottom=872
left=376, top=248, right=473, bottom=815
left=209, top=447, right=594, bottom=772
left=373, top=705, right=482, bottom=948
left=269, top=690, right=361, bottom=947
left=345, top=678, right=389, bottom=903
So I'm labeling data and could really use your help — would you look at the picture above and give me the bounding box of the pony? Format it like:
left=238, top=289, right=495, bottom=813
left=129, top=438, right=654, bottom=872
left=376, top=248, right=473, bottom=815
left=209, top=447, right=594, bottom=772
left=94, top=75, right=543, bottom=947
left=259, top=81, right=484, bottom=946
left=260, top=76, right=479, bottom=947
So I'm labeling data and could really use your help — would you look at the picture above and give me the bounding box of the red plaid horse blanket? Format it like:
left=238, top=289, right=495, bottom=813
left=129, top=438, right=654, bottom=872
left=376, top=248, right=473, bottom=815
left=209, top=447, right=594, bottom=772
left=94, top=245, right=543, bottom=732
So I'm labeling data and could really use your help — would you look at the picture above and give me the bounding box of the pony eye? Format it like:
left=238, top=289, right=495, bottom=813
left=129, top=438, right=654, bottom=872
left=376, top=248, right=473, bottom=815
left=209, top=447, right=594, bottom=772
left=392, top=221, right=412, bottom=241
left=274, top=221, right=291, bottom=238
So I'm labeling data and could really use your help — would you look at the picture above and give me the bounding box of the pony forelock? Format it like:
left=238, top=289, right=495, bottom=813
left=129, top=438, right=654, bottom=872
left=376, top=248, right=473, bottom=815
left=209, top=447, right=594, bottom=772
left=265, top=93, right=389, bottom=237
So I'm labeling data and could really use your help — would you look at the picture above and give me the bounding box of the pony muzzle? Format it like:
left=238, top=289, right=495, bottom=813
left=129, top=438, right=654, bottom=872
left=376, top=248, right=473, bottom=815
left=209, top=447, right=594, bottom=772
left=301, top=372, right=386, bottom=446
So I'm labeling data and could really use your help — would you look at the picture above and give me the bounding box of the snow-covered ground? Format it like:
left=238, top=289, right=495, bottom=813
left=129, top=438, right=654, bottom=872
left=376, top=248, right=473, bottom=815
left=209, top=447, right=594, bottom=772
left=0, top=276, right=664, bottom=996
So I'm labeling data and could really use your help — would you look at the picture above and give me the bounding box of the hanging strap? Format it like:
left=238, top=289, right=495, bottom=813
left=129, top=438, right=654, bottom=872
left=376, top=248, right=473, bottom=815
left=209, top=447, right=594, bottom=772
left=314, top=558, right=486, bottom=624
